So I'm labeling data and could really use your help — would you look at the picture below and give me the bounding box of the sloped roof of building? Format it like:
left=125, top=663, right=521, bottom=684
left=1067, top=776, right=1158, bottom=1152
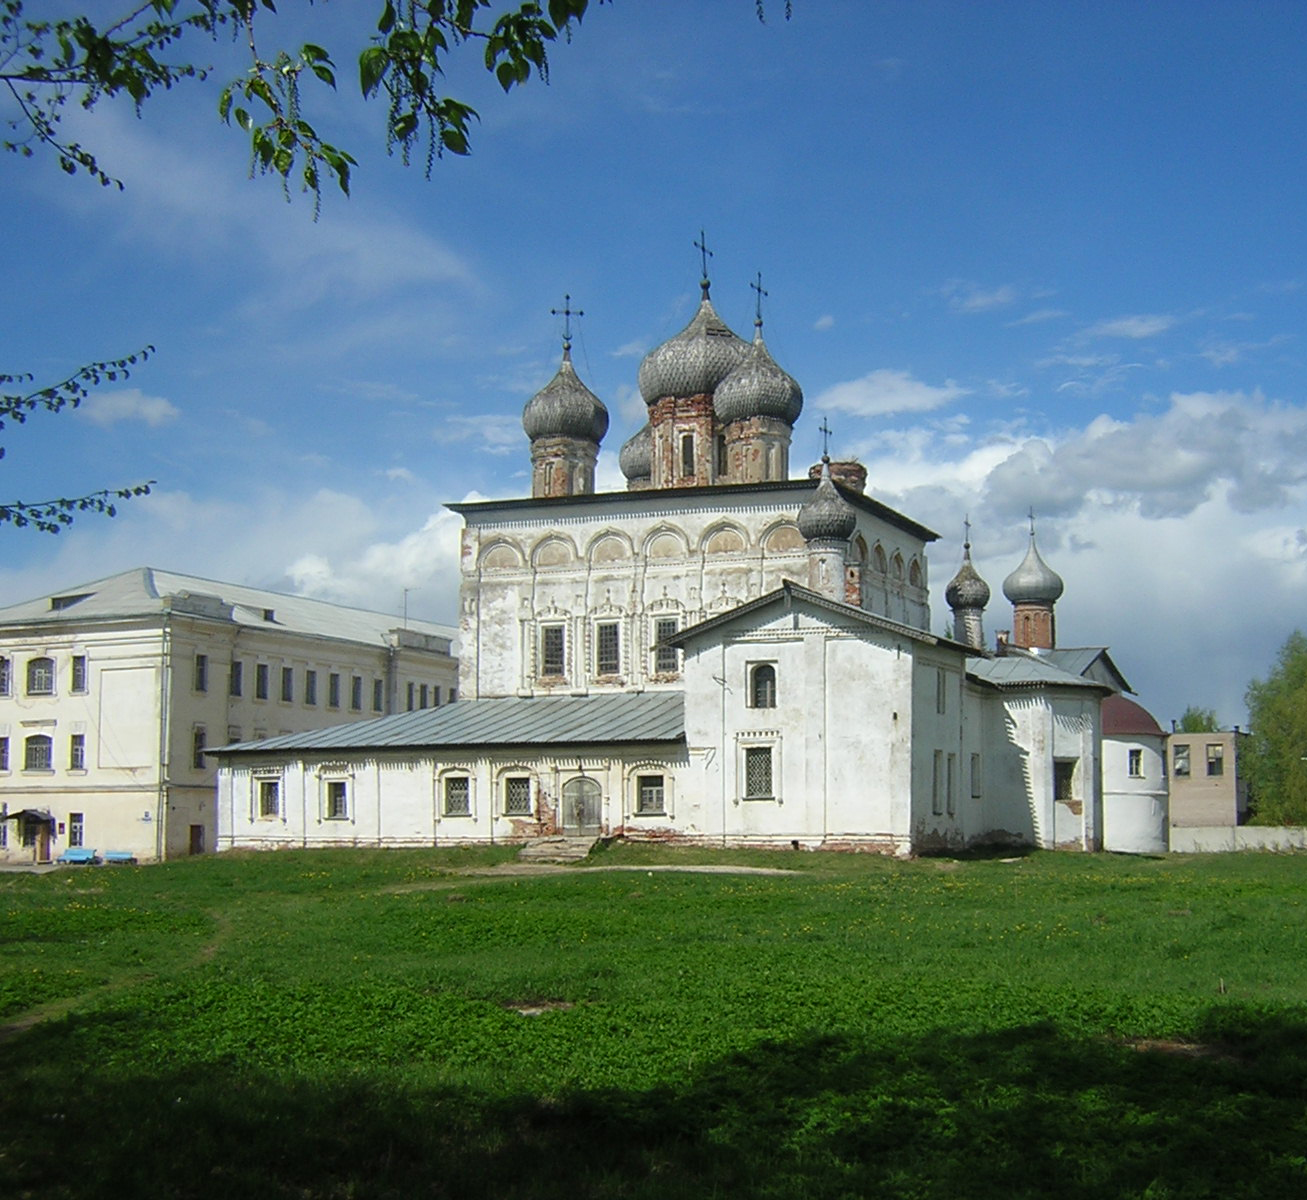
left=213, top=691, right=685, bottom=756
left=966, top=653, right=1112, bottom=692
left=665, top=579, right=973, bottom=656
left=1037, top=647, right=1133, bottom=693
left=0, top=567, right=455, bottom=648
left=1101, top=693, right=1165, bottom=737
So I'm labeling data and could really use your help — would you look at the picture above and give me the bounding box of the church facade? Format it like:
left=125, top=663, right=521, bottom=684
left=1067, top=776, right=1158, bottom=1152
left=215, top=275, right=1143, bottom=855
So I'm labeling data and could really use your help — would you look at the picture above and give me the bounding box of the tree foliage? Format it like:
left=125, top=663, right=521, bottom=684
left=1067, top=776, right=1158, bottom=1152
left=2, top=352, right=155, bottom=533
left=1175, top=705, right=1219, bottom=733
left=1243, top=631, right=1307, bottom=826
left=2, top=1, right=606, bottom=209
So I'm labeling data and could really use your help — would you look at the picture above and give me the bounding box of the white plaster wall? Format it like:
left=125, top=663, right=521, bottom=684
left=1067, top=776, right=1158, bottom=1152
left=1102, top=734, right=1167, bottom=854
left=1169, top=825, right=1307, bottom=852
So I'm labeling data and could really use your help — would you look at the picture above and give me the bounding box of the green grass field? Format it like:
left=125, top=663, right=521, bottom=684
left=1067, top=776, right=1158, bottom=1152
left=2, top=844, right=1305, bottom=1198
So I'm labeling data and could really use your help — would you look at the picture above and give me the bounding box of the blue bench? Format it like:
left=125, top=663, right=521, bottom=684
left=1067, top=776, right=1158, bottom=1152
left=103, top=851, right=137, bottom=865
left=56, top=847, right=99, bottom=865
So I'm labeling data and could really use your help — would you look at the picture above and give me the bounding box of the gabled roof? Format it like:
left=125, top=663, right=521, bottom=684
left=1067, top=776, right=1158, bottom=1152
left=966, top=653, right=1113, bottom=693
left=212, top=691, right=685, bottom=756
left=0, top=567, right=455, bottom=648
left=1038, top=647, right=1133, bottom=694
left=664, top=579, right=973, bottom=656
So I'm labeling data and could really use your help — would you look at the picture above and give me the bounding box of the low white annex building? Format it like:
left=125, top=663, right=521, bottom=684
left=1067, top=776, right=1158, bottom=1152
left=0, top=568, right=456, bottom=864
left=215, top=270, right=1148, bottom=856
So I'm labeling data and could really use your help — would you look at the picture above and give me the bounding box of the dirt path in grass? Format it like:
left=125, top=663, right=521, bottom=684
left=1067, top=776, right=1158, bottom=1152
left=381, top=861, right=803, bottom=893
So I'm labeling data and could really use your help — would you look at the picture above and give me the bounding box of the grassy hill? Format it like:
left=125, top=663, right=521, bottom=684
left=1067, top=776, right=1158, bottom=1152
left=2, top=844, right=1305, bottom=1198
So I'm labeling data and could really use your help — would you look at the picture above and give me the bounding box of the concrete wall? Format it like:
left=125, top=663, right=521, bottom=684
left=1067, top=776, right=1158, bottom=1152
left=1169, top=825, right=1307, bottom=853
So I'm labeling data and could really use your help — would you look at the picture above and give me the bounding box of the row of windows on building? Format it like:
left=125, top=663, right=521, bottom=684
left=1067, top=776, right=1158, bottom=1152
left=538, top=620, right=682, bottom=679
left=195, top=654, right=453, bottom=712
left=0, top=655, right=87, bottom=697
left=0, top=733, right=88, bottom=772
left=250, top=772, right=672, bottom=822
left=1172, top=743, right=1224, bottom=777
left=0, top=806, right=86, bottom=849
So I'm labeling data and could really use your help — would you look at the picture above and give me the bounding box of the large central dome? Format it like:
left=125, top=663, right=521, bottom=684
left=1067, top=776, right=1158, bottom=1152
left=637, top=290, right=749, bottom=403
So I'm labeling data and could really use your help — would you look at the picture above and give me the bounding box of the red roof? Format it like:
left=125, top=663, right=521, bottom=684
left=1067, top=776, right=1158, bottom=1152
left=1101, top=693, right=1164, bottom=737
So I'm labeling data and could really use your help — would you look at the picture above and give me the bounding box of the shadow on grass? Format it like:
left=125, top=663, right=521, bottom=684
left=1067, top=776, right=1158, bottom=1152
left=1, top=1006, right=1304, bottom=1199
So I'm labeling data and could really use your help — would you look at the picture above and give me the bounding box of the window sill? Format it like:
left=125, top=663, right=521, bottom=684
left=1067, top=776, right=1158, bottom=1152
left=442, top=811, right=473, bottom=819
left=633, top=809, right=666, bottom=818
left=22, top=769, right=55, bottom=776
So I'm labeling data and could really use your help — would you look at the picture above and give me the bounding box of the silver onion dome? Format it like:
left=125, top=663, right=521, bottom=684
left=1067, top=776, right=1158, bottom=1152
left=637, top=290, right=749, bottom=404
left=522, top=348, right=609, bottom=443
left=713, top=330, right=803, bottom=426
left=1002, top=532, right=1064, bottom=604
left=797, top=459, right=857, bottom=542
left=946, top=543, right=991, bottom=611
left=619, top=423, right=652, bottom=481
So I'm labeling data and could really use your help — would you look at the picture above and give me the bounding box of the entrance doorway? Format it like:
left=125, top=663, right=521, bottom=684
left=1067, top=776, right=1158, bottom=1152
left=189, top=824, right=206, bottom=855
left=561, top=777, right=602, bottom=836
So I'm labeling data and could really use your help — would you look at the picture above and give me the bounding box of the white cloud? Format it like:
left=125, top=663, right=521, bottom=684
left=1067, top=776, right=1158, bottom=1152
left=814, top=369, right=969, bottom=417
left=1008, top=307, right=1069, bottom=326
left=79, top=388, right=179, bottom=427
left=813, top=314, right=835, bottom=331
left=1085, top=313, right=1177, bottom=339
left=384, top=467, right=418, bottom=484
left=611, top=339, right=648, bottom=358
left=442, top=414, right=523, bottom=455
left=942, top=280, right=1017, bottom=313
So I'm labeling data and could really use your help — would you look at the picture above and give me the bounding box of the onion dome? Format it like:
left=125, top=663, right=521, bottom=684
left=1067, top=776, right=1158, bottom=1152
left=946, top=541, right=991, bottom=611
left=522, top=346, right=608, bottom=443
left=713, top=329, right=804, bottom=425
left=619, top=423, right=652, bottom=482
left=1003, top=529, right=1064, bottom=605
left=797, top=457, right=857, bottom=542
left=637, top=286, right=749, bottom=403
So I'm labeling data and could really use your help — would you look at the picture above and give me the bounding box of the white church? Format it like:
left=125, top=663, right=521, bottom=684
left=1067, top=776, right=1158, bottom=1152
left=214, top=271, right=1166, bottom=856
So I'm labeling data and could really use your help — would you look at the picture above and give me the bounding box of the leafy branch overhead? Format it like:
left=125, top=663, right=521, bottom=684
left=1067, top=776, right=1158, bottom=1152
left=2, top=1, right=605, bottom=207
left=1, top=351, right=155, bottom=533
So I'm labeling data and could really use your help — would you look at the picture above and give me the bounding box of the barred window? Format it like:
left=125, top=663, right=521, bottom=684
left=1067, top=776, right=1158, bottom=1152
left=305, top=670, right=317, bottom=705
left=324, top=780, right=349, bottom=820
left=444, top=776, right=471, bottom=816
left=504, top=776, right=531, bottom=815
left=27, top=657, right=54, bottom=696
left=636, top=774, right=665, bottom=815
left=749, top=663, right=777, bottom=709
left=654, top=618, right=679, bottom=674
left=25, top=734, right=53, bottom=770
left=743, top=747, right=773, bottom=799
left=257, top=778, right=280, bottom=819
left=281, top=667, right=294, bottom=703
left=540, top=625, right=566, bottom=676
left=596, top=622, right=620, bottom=675
left=70, top=734, right=86, bottom=771
left=71, top=655, right=88, bottom=693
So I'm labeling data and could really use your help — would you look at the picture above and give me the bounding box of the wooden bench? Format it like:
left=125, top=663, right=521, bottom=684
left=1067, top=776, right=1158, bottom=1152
left=56, top=847, right=99, bottom=865
left=103, top=851, right=137, bottom=865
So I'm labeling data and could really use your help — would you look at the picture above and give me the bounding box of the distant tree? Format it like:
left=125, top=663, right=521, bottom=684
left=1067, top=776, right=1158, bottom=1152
left=1176, top=705, right=1219, bottom=733
left=1243, top=631, right=1307, bottom=826
left=2, top=353, right=154, bottom=533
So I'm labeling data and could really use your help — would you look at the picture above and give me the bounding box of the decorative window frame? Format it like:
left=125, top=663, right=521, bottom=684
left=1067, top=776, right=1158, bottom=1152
left=23, top=732, right=54, bottom=772
left=26, top=656, right=55, bottom=697
left=496, top=767, right=536, bottom=817
left=252, top=770, right=284, bottom=822
left=437, top=767, right=476, bottom=819
left=537, top=621, right=568, bottom=680
left=630, top=765, right=672, bottom=818
left=736, top=734, right=781, bottom=804
left=318, top=766, right=354, bottom=823
left=594, top=619, right=622, bottom=678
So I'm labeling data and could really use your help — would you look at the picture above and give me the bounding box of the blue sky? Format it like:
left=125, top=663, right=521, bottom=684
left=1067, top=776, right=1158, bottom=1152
left=4, top=0, right=1306, bottom=728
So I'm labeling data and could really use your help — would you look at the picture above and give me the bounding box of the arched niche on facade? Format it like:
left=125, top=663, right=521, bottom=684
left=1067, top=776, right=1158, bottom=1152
left=587, top=531, right=634, bottom=564
left=479, top=541, right=525, bottom=571
left=701, top=523, right=748, bottom=556
left=851, top=534, right=869, bottom=563
left=644, top=527, right=689, bottom=560
left=908, top=558, right=923, bottom=588
left=872, top=543, right=888, bottom=574
left=762, top=522, right=805, bottom=554
left=891, top=552, right=905, bottom=582
left=532, top=535, right=577, bottom=568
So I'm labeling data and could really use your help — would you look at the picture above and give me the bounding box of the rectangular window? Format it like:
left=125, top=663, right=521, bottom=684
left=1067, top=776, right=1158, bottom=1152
left=744, top=747, right=773, bottom=800
left=194, top=653, right=208, bottom=693
left=305, top=670, right=317, bottom=706
left=25, top=735, right=52, bottom=770
left=449, top=687, right=457, bottom=703
left=433, top=686, right=443, bottom=707
left=596, top=622, right=620, bottom=675
left=191, top=726, right=206, bottom=770
left=932, top=749, right=944, bottom=814
left=70, top=733, right=86, bottom=770
left=970, top=752, right=983, bottom=799
left=373, top=679, right=384, bottom=712
left=1054, top=759, right=1077, bottom=801
left=406, top=682, right=415, bottom=712
left=227, top=725, right=241, bottom=744
left=0, top=736, right=8, bottom=771
left=1128, top=748, right=1143, bottom=778
left=654, top=618, right=680, bottom=674
left=1206, top=744, right=1225, bottom=777
left=419, top=683, right=429, bottom=708
left=27, top=657, right=54, bottom=695
left=280, top=667, right=294, bottom=703
left=680, top=432, right=694, bottom=477
left=69, top=812, right=84, bottom=848
left=229, top=659, right=243, bottom=697
left=1173, top=744, right=1191, bottom=777
left=255, top=663, right=269, bottom=700
left=715, top=434, right=728, bottom=478
left=936, top=668, right=946, bottom=715
left=328, top=673, right=341, bottom=708
left=324, top=779, right=349, bottom=820
left=0, top=656, right=9, bottom=695
left=636, top=774, right=665, bottom=815
left=350, top=676, right=363, bottom=711
left=70, top=655, right=87, bottom=693
left=540, top=625, right=566, bottom=676
left=257, top=778, right=280, bottom=819
left=504, top=776, right=531, bottom=815
left=946, top=753, right=957, bottom=816
left=444, top=776, right=471, bottom=817
left=0, top=804, right=7, bottom=847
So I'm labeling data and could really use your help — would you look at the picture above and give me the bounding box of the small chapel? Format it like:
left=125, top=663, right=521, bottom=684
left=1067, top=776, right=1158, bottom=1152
left=214, top=263, right=1157, bottom=856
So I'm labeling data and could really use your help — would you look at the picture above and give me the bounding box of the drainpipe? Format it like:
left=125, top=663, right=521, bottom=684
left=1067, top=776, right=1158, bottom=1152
left=156, top=616, right=172, bottom=862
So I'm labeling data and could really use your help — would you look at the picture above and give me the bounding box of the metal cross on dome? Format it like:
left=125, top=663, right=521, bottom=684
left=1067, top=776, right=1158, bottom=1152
left=694, top=228, right=713, bottom=292
left=818, top=417, right=832, bottom=458
left=550, top=294, right=583, bottom=350
left=750, top=271, right=768, bottom=327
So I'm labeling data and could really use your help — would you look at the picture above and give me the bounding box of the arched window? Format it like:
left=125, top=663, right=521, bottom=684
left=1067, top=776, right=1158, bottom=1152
left=24, top=734, right=52, bottom=770
left=26, top=657, right=54, bottom=695
left=749, top=663, right=777, bottom=708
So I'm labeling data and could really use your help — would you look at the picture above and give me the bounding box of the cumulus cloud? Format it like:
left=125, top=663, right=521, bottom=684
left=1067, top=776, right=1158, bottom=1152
left=814, top=369, right=969, bottom=417
left=79, top=388, right=179, bottom=427
left=1085, top=313, right=1177, bottom=339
